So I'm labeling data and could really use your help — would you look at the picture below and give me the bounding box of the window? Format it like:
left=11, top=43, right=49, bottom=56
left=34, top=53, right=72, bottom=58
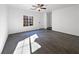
left=23, top=15, right=33, bottom=26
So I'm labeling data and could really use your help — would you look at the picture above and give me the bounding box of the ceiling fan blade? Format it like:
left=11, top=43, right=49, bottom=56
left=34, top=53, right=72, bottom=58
left=41, top=8, right=46, bottom=9
left=40, top=4, right=44, bottom=7
left=37, top=4, right=44, bottom=7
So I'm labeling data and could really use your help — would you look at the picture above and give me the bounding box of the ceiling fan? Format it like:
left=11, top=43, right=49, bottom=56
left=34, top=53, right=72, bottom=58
left=31, top=4, right=46, bottom=11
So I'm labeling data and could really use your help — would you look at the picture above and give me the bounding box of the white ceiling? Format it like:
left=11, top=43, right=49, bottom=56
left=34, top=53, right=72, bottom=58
left=8, top=4, right=77, bottom=13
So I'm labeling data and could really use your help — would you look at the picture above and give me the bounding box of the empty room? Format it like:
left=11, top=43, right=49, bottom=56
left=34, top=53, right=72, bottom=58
left=0, top=4, right=79, bottom=54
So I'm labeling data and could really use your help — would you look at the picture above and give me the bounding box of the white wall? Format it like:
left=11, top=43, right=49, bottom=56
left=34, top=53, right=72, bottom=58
left=47, top=12, right=52, bottom=27
left=0, top=5, right=8, bottom=53
left=8, top=6, right=45, bottom=34
left=52, top=5, right=79, bottom=36
left=43, top=12, right=47, bottom=29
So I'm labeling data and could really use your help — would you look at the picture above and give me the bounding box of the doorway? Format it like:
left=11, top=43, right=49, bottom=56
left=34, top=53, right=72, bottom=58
left=47, top=12, right=52, bottom=30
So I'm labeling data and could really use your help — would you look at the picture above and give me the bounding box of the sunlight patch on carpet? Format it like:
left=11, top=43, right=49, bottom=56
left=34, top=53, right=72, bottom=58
left=13, top=34, right=41, bottom=54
